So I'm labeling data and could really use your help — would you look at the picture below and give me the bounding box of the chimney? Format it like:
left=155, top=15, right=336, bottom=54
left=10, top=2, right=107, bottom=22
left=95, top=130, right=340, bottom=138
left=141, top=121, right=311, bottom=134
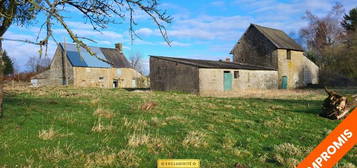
left=225, top=57, right=231, bottom=62
left=115, top=43, right=123, bottom=52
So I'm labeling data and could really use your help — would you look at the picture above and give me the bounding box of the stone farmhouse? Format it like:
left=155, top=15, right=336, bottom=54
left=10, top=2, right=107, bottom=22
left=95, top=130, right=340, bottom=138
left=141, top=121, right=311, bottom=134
left=31, top=43, right=147, bottom=88
left=231, top=24, right=319, bottom=89
left=150, top=24, right=319, bottom=94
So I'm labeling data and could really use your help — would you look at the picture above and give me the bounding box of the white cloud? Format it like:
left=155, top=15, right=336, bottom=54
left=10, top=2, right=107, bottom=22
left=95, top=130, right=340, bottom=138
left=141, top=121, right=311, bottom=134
left=66, top=21, right=94, bottom=30
left=160, top=41, right=191, bottom=47
left=164, top=15, right=252, bottom=41
left=136, top=28, right=156, bottom=36
left=2, top=32, right=56, bottom=71
left=53, top=28, right=123, bottom=41
left=133, top=15, right=251, bottom=41
left=210, top=1, right=225, bottom=7
left=96, top=40, right=112, bottom=45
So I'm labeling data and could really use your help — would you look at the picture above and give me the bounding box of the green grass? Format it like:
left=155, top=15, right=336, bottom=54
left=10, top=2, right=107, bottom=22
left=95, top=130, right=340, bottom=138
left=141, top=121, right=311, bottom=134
left=0, top=87, right=356, bottom=168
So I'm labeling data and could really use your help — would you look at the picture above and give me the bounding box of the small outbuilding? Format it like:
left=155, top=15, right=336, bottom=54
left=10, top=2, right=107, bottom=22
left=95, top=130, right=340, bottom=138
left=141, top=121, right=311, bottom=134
left=150, top=56, right=278, bottom=94
left=31, top=43, right=148, bottom=88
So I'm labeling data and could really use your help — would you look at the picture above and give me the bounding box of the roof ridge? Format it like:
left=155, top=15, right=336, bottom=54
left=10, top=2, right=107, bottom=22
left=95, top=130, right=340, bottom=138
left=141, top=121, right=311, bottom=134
left=150, top=55, right=220, bottom=63
left=252, top=24, right=284, bottom=32
left=150, top=55, right=275, bottom=70
left=59, top=42, right=117, bottom=50
left=252, top=24, right=282, bottom=48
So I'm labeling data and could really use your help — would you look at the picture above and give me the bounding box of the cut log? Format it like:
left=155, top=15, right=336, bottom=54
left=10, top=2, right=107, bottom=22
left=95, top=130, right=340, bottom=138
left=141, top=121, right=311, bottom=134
left=141, top=102, right=157, bottom=111
left=320, top=88, right=357, bottom=120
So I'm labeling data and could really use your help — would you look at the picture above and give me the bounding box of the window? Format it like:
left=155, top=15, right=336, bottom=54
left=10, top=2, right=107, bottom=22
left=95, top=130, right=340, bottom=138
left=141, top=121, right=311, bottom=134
left=287, top=50, right=292, bottom=60
left=99, top=77, right=104, bottom=81
left=234, top=71, right=240, bottom=79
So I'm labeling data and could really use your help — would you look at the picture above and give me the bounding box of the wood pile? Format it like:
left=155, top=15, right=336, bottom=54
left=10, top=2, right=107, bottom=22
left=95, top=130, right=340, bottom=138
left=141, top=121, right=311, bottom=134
left=320, top=88, right=357, bottom=120
left=141, top=102, right=157, bottom=111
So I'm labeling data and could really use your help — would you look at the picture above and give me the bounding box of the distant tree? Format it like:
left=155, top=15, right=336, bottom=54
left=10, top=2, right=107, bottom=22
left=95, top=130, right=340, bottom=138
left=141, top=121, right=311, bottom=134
left=341, top=8, right=357, bottom=32
left=25, top=56, right=37, bottom=73
left=2, top=51, right=14, bottom=75
left=299, top=3, right=345, bottom=68
left=128, top=52, right=145, bottom=74
left=0, top=0, right=173, bottom=118
left=10, top=56, right=18, bottom=74
left=25, top=56, right=51, bottom=73
left=324, top=31, right=357, bottom=81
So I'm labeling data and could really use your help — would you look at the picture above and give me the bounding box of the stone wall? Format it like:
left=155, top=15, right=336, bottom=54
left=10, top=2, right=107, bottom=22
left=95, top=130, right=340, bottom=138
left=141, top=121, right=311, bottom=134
left=73, top=67, right=144, bottom=88
left=303, top=56, right=319, bottom=85
left=32, top=46, right=74, bottom=86
left=231, top=25, right=277, bottom=69
left=276, top=49, right=319, bottom=88
left=199, top=68, right=278, bottom=95
left=49, top=46, right=74, bottom=85
left=150, top=57, right=199, bottom=93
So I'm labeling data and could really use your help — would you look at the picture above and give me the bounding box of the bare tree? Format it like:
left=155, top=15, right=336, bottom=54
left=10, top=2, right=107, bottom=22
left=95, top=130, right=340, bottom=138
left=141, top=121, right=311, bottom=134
left=0, top=0, right=173, bottom=118
left=25, top=56, right=38, bottom=73
left=26, top=56, right=51, bottom=73
left=128, top=52, right=145, bottom=74
left=299, top=3, right=345, bottom=68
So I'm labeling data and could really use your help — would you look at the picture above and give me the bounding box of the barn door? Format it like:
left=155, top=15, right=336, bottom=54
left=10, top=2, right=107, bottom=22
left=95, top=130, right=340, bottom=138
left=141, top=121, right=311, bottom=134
left=281, top=76, right=288, bottom=89
left=224, top=71, right=233, bottom=91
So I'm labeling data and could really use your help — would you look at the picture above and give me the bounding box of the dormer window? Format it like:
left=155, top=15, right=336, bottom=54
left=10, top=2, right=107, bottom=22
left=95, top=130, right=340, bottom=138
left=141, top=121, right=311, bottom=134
left=287, top=50, right=292, bottom=60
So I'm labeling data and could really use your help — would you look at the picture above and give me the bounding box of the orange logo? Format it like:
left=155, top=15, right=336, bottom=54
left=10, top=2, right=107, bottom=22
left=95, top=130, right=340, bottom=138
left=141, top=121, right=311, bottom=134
left=297, top=108, right=357, bottom=168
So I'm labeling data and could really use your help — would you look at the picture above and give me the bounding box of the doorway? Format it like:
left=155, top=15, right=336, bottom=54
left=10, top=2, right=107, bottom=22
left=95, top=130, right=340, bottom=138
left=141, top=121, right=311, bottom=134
left=224, top=71, right=233, bottom=91
left=281, top=76, right=288, bottom=89
left=113, top=80, right=119, bottom=88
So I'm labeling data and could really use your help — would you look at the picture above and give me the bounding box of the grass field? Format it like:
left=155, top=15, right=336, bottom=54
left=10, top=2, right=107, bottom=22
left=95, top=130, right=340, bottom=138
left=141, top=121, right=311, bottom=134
left=0, top=86, right=356, bottom=168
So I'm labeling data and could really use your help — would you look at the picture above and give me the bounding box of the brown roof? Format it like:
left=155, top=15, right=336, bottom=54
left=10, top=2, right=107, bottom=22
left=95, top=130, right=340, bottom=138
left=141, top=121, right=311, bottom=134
left=100, top=48, right=131, bottom=68
left=151, top=56, right=275, bottom=70
left=252, top=24, right=304, bottom=51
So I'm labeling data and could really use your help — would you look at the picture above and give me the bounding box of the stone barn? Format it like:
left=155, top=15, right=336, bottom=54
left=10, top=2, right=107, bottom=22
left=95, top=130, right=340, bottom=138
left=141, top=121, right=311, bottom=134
left=150, top=56, right=278, bottom=94
left=31, top=43, right=147, bottom=88
left=230, top=24, right=319, bottom=88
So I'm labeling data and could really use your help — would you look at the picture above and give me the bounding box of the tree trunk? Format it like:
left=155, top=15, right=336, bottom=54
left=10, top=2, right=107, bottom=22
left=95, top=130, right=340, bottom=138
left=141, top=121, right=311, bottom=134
left=320, top=88, right=357, bottom=120
left=0, top=39, right=3, bottom=118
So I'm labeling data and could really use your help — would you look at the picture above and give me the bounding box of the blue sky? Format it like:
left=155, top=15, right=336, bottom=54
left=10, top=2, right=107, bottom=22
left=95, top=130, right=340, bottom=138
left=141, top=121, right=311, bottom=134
left=3, top=0, right=357, bottom=74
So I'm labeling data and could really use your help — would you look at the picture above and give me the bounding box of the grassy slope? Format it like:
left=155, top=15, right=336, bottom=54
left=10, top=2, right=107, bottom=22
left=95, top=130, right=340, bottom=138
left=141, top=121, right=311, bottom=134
left=0, top=87, right=356, bottom=168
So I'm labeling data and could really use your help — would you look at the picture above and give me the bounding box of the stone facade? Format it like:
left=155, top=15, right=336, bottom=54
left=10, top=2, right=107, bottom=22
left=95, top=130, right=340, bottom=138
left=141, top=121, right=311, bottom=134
left=73, top=67, right=144, bottom=88
left=32, top=44, right=147, bottom=88
left=32, top=46, right=74, bottom=86
left=199, top=69, right=278, bottom=95
left=231, top=24, right=319, bottom=88
left=231, top=25, right=277, bottom=69
left=275, top=49, right=319, bottom=88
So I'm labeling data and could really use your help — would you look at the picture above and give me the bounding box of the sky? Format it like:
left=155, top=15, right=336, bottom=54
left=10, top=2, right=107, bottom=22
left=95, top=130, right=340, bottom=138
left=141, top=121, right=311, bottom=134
left=3, top=0, right=357, bottom=75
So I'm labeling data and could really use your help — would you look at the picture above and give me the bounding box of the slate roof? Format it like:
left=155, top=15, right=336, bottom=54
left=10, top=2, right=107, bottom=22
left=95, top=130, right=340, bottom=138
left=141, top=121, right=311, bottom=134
left=59, top=43, right=131, bottom=68
left=252, top=24, right=304, bottom=51
left=151, top=56, right=275, bottom=70
left=100, top=48, right=131, bottom=68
